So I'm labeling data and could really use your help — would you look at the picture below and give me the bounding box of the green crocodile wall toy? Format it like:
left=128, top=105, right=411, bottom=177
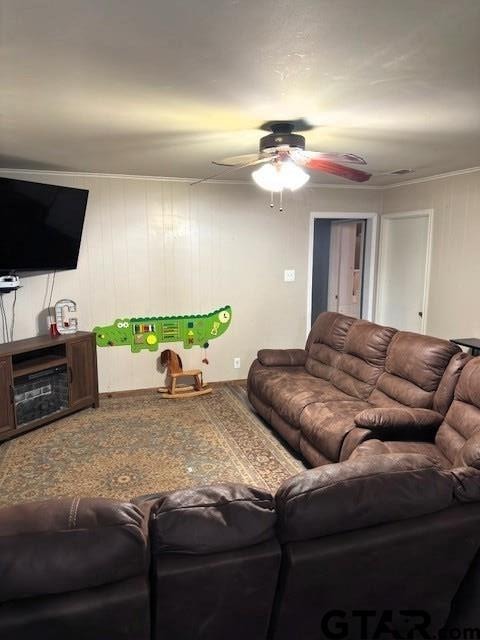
left=93, top=306, right=232, bottom=353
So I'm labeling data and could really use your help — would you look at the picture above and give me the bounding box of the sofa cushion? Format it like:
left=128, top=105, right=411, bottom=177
left=387, top=332, right=461, bottom=390
left=370, top=332, right=460, bottom=409
left=248, top=361, right=314, bottom=405
left=276, top=454, right=453, bottom=542
left=330, top=320, right=397, bottom=400
left=436, top=403, right=480, bottom=466
left=304, top=312, right=355, bottom=380
left=300, top=399, right=371, bottom=462
left=0, top=498, right=148, bottom=604
left=436, top=358, right=480, bottom=465
left=257, top=348, right=307, bottom=367
left=350, top=439, right=452, bottom=469
left=270, top=377, right=352, bottom=426
left=433, top=352, right=471, bottom=415
left=146, top=484, right=276, bottom=555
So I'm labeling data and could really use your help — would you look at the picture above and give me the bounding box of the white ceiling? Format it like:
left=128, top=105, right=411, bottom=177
left=1, top=0, right=480, bottom=186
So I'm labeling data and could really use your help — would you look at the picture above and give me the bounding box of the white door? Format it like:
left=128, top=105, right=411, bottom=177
left=376, top=211, right=432, bottom=332
left=328, top=221, right=364, bottom=318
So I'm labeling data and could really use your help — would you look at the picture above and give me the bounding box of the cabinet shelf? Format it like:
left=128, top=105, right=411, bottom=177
left=13, top=355, right=68, bottom=378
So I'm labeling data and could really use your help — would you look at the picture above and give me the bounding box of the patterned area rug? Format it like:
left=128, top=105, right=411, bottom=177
left=0, top=384, right=305, bottom=507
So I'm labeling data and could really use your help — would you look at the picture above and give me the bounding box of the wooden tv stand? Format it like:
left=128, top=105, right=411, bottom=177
left=0, top=332, right=99, bottom=442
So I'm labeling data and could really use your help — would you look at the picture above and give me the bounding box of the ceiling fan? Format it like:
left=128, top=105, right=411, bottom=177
left=191, top=120, right=413, bottom=210
left=211, top=119, right=372, bottom=188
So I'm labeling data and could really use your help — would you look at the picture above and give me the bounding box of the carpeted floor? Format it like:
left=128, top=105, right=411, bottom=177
left=0, top=383, right=306, bottom=507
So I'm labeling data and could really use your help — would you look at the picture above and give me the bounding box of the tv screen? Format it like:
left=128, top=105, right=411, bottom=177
left=0, top=177, right=89, bottom=272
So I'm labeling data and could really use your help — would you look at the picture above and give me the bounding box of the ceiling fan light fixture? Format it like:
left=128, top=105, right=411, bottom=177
left=252, top=161, right=310, bottom=192
left=252, top=163, right=283, bottom=192
left=280, top=160, right=310, bottom=191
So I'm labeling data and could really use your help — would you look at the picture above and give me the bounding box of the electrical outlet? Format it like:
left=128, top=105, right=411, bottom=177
left=233, top=357, right=241, bottom=369
left=284, top=269, right=295, bottom=282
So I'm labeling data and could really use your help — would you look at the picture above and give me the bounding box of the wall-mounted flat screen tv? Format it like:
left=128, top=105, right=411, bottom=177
left=0, top=177, right=89, bottom=272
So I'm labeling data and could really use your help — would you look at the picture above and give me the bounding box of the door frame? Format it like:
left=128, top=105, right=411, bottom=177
left=307, top=211, right=379, bottom=336
left=375, top=209, right=434, bottom=333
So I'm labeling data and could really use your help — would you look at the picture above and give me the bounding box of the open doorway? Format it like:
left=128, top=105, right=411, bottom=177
left=328, top=220, right=365, bottom=318
left=307, top=212, right=378, bottom=332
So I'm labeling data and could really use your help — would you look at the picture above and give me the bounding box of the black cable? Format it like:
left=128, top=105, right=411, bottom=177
left=0, top=295, right=8, bottom=343
left=10, top=289, right=17, bottom=342
left=0, top=295, right=4, bottom=342
left=42, top=272, right=51, bottom=311
left=4, top=297, right=10, bottom=342
left=47, top=270, right=57, bottom=313
left=1, top=296, right=7, bottom=342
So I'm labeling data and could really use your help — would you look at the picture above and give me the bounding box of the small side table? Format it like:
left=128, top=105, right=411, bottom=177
left=450, top=338, right=480, bottom=357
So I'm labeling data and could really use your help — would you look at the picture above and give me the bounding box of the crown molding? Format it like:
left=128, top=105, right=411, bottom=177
left=1, top=165, right=479, bottom=190
left=0, top=168, right=381, bottom=189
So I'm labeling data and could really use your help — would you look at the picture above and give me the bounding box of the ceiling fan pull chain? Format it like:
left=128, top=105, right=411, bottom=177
left=270, top=191, right=274, bottom=209
left=279, top=189, right=284, bottom=213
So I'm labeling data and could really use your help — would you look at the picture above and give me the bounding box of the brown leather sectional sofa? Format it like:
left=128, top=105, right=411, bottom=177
left=0, top=497, right=151, bottom=639
left=2, top=311, right=480, bottom=639
left=1, top=457, right=480, bottom=640
left=248, top=311, right=474, bottom=467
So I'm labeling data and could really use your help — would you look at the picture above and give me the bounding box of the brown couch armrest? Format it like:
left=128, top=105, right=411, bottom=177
left=339, top=427, right=374, bottom=461
left=454, top=431, right=480, bottom=470
left=0, top=498, right=148, bottom=604
left=354, top=407, right=444, bottom=441
left=138, top=483, right=276, bottom=555
left=275, top=454, right=453, bottom=542
left=257, top=348, right=307, bottom=367
left=452, top=467, right=480, bottom=502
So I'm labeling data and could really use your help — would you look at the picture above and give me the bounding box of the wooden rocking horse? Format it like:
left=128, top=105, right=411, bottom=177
left=158, top=349, right=212, bottom=399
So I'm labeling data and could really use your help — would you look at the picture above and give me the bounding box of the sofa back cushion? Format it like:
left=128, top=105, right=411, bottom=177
left=145, top=484, right=276, bottom=555
left=0, top=498, right=148, bottom=603
left=275, top=454, right=454, bottom=542
left=329, top=320, right=397, bottom=400
left=369, top=332, right=461, bottom=409
left=433, top=352, right=471, bottom=415
left=435, top=358, right=480, bottom=467
left=304, top=312, right=356, bottom=380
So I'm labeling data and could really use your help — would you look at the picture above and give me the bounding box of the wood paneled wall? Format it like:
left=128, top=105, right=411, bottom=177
left=382, top=171, right=480, bottom=340
left=0, top=170, right=381, bottom=391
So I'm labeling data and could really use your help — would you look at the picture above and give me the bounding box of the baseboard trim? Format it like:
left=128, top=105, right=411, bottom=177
left=100, top=379, right=246, bottom=398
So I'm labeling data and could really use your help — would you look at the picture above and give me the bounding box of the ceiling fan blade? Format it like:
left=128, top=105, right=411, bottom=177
left=212, top=153, right=268, bottom=166
left=297, top=156, right=371, bottom=182
left=291, top=149, right=367, bottom=165
left=372, top=168, right=415, bottom=177
left=191, top=156, right=274, bottom=186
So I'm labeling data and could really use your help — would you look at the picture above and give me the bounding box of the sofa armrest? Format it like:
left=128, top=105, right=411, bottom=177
left=257, top=348, right=307, bottom=367
left=452, top=467, right=480, bottom=502
left=454, top=431, right=480, bottom=470
left=339, top=427, right=373, bottom=461
left=136, top=483, right=276, bottom=555
left=275, top=454, right=453, bottom=542
left=0, top=497, right=148, bottom=604
left=354, top=407, right=444, bottom=440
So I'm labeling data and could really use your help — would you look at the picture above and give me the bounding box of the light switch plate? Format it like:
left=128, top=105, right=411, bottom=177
left=284, top=269, right=295, bottom=282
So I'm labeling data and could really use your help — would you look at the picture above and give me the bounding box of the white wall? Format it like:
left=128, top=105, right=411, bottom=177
left=0, top=170, right=382, bottom=391
left=382, top=170, right=480, bottom=339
